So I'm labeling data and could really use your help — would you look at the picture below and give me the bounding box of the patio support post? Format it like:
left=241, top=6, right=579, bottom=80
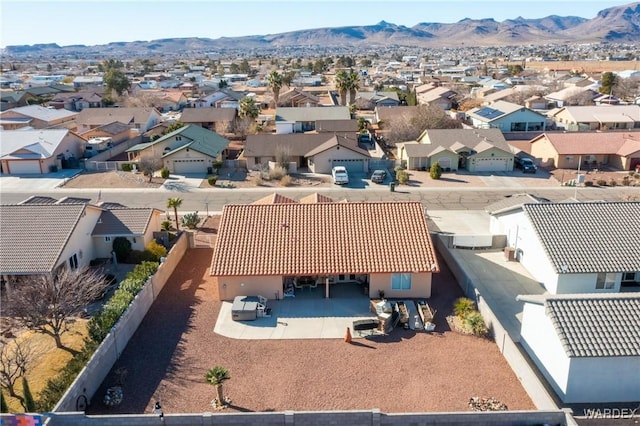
left=325, top=277, right=330, bottom=299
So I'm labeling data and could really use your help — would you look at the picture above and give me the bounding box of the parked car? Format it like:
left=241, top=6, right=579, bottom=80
left=370, top=169, right=387, bottom=183
left=331, top=166, right=349, bottom=185
left=515, top=157, right=537, bottom=173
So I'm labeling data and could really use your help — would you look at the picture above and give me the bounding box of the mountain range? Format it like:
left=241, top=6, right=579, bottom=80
left=4, top=2, right=640, bottom=56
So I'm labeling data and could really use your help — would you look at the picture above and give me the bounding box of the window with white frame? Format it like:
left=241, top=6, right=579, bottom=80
left=596, top=272, right=616, bottom=289
left=391, top=273, right=412, bottom=290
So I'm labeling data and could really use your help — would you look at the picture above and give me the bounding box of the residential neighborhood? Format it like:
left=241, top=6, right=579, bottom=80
left=1, top=2, right=640, bottom=425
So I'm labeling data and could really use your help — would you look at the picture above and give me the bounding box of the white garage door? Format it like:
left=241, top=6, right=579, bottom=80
left=331, top=159, right=365, bottom=173
left=8, top=160, right=41, bottom=174
left=174, top=159, right=206, bottom=174
left=474, top=158, right=508, bottom=172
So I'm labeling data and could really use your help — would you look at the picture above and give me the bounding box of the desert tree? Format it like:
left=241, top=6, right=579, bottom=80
left=347, top=69, right=360, bottom=105
left=166, top=197, right=183, bottom=232
left=275, top=145, right=292, bottom=171
left=334, top=69, right=349, bottom=106
left=599, top=71, right=617, bottom=95
left=383, top=104, right=462, bottom=145
left=266, top=71, right=283, bottom=106
left=238, top=96, right=260, bottom=121
left=0, top=339, right=37, bottom=398
left=138, top=156, right=163, bottom=182
left=206, top=366, right=230, bottom=408
left=7, top=268, right=108, bottom=352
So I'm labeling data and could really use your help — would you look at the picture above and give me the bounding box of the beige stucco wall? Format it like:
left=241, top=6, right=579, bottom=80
left=430, top=151, right=459, bottom=171
left=369, top=272, right=432, bottom=299
left=164, top=148, right=216, bottom=173
left=56, top=207, right=101, bottom=270
left=309, top=146, right=369, bottom=174
left=139, top=134, right=189, bottom=159
left=216, top=276, right=283, bottom=301
left=530, top=137, right=560, bottom=168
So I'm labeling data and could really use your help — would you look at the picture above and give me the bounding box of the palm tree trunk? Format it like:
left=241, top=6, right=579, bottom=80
left=340, top=90, right=347, bottom=106
left=173, top=206, right=180, bottom=231
left=216, top=384, right=224, bottom=406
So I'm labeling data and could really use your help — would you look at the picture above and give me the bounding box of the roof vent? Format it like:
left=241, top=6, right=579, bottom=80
left=560, top=265, right=569, bottom=273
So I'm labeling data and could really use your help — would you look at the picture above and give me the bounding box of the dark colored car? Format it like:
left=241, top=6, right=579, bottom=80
left=371, top=169, right=387, bottom=183
left=515, top=157, right=537, bottom=174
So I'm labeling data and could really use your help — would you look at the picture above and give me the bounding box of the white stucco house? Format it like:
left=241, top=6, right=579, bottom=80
left=517, top=293, right=640, bottom=403
left=487, top=200, right=640, bottom=294
left=466, top=100, right=546, bottom=132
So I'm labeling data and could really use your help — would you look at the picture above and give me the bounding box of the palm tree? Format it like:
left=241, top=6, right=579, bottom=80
left=238, top=96, right=260, bottom=120
left=347, top=69, right=360, bottom=105
left=206, top=366, right=230, bottom=407
left=266, top=71, right=283, bottom=106
left=334, top=70, right=349, bottom=106
left=166, top=197, right=183, bottom=232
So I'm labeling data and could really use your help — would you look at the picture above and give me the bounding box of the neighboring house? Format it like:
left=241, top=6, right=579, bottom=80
left=530, top=131, right=640, bottom=170
left=277, top=88, right=320, bottom=107
left=0, top=129, right=84, bottom=174
left=76, top=107, right=162, bottom=134
left=210, top=199, right=439, bottom=301
left=0, top=91, right=37, bottom=111
left=136, top=90, right=188, bottom=112
left=466, top=100, right=546, bottom=132
left=126, top=124, right=230, bottom=174
left=480, top=86, right=546, bottom=106
left=78, top=121, right=132, bottom=145
left=243, top=133, right=375, bottom=173
left=544, top=86, right=598, bottom=108
left=549, top=105, right=640, bottom=131
left=487, top=201, right=640, bottom=294
left=397, top=128, right=514, bottom=172
left=0, top=105, right=78, bottom=130
left=72, top=76, right=103, bottom=89
left=0, top=198, right=162, bottom=287
left=48, top=90, right=105, bottom=111
left=416, top=85, right=458, bottom=110
left=374, top=105, right=422, bottom=125
left=354, top=91, right=400, bottom=110
left=315, top=119, right=359, bottom=133
left=179, top=107, right=236, bottom=133
left=190, top=88, right=245, bottom=108
left=517, top=293, right=640, bottom=403
left=274, top=106, right=351, bottom=134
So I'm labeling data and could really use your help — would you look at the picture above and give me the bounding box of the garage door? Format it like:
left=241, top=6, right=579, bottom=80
left=474, top=158, right=508, bottom=172
left=174, top=159, right=206, bottom=174
left=331, top=159, right=365, bottom=173
left=8, top=160, right=41, bottom=174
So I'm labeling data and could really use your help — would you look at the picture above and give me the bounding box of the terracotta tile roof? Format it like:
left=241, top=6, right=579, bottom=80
left=92, top=208, right=160, bottom=236
left=523, top=202, right=640, bottom=274
left=252, top=194, right=298, bottom=205
left=532, top=132, right=640, bottom=155
left=299, top=193, right=335, bottom=203
left=0, top=204, right=88, bottom=274
left=520, top=293, right=640, bottom=357
left=211, top=202, right=439, bottom=277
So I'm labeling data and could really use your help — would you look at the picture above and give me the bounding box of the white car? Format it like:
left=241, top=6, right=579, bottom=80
left=331, top=166, right=349, bottom=185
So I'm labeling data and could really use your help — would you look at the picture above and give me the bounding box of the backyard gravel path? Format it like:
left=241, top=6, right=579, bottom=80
left=88, top=248, right=534, bottom=415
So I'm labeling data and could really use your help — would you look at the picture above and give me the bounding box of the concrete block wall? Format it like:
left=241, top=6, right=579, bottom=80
left=53, top=233, right=189, bottom=412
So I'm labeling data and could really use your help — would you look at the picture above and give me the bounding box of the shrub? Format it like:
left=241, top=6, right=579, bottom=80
left=396, top=169, right=409, bottom=184
left=145, top=240, right=167, bottom=261
left=464, top=311, right=488, bottom=336
left=609, top=178, right=618, bottom=187
left=112, top=237, right=132, bottom=262
left=208, top=176, right=217, bottom=186
left=268, top=166, right=287, bottom=180
left=280, top=175, right=293, bottom=187
left=121, top=163, right=133, bottom=172
left=125, top=249, right=155, bottom=264
left=212, top=160, right=223, bottom=173
left=584, top=180, right=593, bottom=187
left=597, top=179, right=607, bottom=186
left=22, top=377, right=36, bottom=412
left=182, top=211, right=202, bottom=229
left=161, top=220, right=172, bottom=231
left=453, top=297, right=475, bottom=319
left=255, top=176, right=264, bottom=186
left=430, top=162, right=443, bottom=179
left=160, top=168, right=170, bottom=179
left=622, top=176, right=631, bottom=186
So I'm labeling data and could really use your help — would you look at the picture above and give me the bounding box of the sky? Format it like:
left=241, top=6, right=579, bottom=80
left=0, top=0, right=632, bottom=48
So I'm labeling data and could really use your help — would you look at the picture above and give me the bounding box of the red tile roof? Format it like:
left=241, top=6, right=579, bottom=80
left=533, top=132, right=640, bottom=155
left=299, top=193, right=335, bottom=203
left=252, top=193, right=298, bottom=205
left=210, top=202, right=439, bottom=276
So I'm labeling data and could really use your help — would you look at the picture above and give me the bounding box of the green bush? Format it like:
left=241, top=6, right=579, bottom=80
left=430, top=162, right=443, bottom=179
left=208, top=176, right=217, bottom=186
left=584, top=180, right=594, bottom=187
left=609, top=178, right=618, bottom=187
left=145, top=240, right=167, bottom=261
left=160, top=168, right=170, bottom=179
left=464, top=311, right=488, bottom=337
left=112, top=237, right=132, bottom=262
left=121, top=163, right=133, bottom=172
left=453, top=297, right=475, bottom=318
left=212, top=160, right=223, bottom=173
left=125, top=249, right=156, bottom=264
left=161, top=220, right=172, bottom=231
left=597, top=179, right=607, bottom=186
left=396, top=169, right=409, bottom=184
left=622, top=176, right=631, bottom=186
left=182, top=211, right=202, bottom=229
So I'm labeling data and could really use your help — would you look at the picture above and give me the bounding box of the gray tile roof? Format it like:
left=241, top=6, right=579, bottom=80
left=92, top=208, right=159, bottom=236
left=18, top=196, right=58, bottom=205
left=275, top=106, right=351, bottom=122
left=0, top=204, right=87, bottom=274
left=545, top=294, right=640, bottom=357
left=485, top=193, right=549, bottom=215
left=244, top=133, right=335, bottom=157
left=524, top=202, right=640, bottom=274
left=180, top=107, right=236, bottom=123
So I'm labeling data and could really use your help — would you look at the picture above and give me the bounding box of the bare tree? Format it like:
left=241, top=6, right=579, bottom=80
left=138, top=156, right=163, bottom=182
left=383, top=105, right=462, bottom=145
left=7, top=268, right=109, bottom=352
left=275, top=145, right=291, bottom=171
left=0, top=339, right=37, bottom=398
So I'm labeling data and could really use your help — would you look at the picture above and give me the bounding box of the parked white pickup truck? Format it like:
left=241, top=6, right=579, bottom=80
left=331, top=166, right=349, bottom=185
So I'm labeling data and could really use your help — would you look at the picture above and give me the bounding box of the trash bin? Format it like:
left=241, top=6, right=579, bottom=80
left=389, top=182, right=396, bottom=192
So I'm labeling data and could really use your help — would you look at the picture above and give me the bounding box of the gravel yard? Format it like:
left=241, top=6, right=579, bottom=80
left=87, top=248, right=534, bottom=416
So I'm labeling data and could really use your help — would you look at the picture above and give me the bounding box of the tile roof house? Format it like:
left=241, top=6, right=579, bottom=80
left=78, top=121, right=132, bottom=144
left=277, top=88, right=320, bottom=108
left=0, top=129, right=84, bottom=174
left=416, top=85, right=458, bottom=110
left=47, top=90, right=105, bottom=111
left=374, top=105, right=422, bottom=125
left=354, top=91, right=400, bottom=110
left=242, top=133, right=375, bottom=173
left=210, top=200, right=439, bottom=301
left=179, top=107, right=237, bottom=133
left=488, top=201, right=640, bottom=294
left=0, top=199, right=162, bottom=285
left=397, top=128, right=514, bottom=172
left=0, top=105, right=78, bottom=130
left=190, top=89, right=245, bottom=109
left=126, top=124, right=230, bottom=174
left=530, top=131, right=640, bottom=170
left=76, top=107, right=162, bottom=134
left=466, top=100, right=546, bottom=133
left=549, top=105, right=640, bottom=132
left=517, top=293, right=640, bottom=403
left=274, top=106, right=351, bottom=134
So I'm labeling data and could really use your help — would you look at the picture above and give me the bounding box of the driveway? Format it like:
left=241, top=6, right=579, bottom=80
left=161, top=173, right=205, bottom=191
left=0, top=169, right=82, bottom=191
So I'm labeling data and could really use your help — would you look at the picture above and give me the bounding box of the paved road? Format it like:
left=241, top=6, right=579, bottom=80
left=0, top=185, right=636, bottom=212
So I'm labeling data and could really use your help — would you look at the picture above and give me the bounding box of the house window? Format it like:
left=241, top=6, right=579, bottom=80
left=105, top=236, right=111, bottom=243
left=133, top=237, right=137, bottom=244
left=391, top=273, right=412, bottom=290
left=565, top=156, right=574, bottom=162
left=176, top=136, right=182, bottom=141
left=622, top=272, right=638, bottom=282
left=69, top=254, right=78, bottom=270
left=596, top=272, right=616, bottom=289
